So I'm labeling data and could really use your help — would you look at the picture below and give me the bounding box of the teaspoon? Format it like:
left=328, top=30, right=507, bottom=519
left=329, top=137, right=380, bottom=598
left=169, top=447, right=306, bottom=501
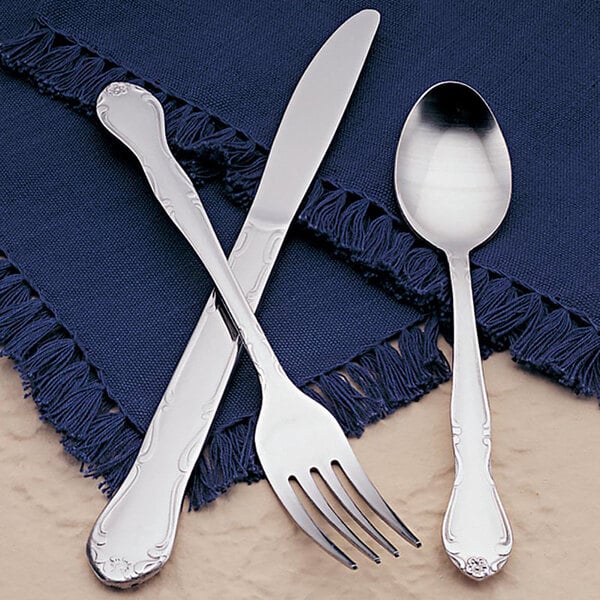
left=394, top=81, right=513, bottom=580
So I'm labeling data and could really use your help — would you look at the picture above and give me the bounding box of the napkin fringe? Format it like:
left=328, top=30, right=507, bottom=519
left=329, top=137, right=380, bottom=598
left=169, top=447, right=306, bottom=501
left=299, top=181, right=449, bottom=311
left=299, top=182, right=600, bottom=398
left=1, top=19, right=598, bottom=408
left=0, top=20, right=267, bottom=193
left=0, top=253, right=449, bottom=506
left=0, top=255, right=139, bottom=496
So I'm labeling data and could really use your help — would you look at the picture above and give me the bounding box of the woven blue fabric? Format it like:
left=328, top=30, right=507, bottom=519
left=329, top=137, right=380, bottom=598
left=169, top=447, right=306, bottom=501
left=0, top=0, right=598, bottom=504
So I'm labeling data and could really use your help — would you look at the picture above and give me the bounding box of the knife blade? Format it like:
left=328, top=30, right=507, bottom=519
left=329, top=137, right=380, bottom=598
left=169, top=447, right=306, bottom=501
left=87, top=9, right=380, bottom=588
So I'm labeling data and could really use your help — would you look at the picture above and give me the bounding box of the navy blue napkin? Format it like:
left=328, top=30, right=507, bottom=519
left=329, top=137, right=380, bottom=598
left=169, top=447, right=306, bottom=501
left=0, top=0, right=598, bottom=505
left=0, top=1, right=450, bottom=505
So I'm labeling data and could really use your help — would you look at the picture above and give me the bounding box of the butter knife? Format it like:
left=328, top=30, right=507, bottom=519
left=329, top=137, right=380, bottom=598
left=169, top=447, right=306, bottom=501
left=87, top=9, right=380, bottom=588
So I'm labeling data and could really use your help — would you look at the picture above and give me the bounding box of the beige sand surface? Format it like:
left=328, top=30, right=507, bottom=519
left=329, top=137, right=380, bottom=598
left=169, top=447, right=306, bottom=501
left=1, top=348, right=599, bottom=599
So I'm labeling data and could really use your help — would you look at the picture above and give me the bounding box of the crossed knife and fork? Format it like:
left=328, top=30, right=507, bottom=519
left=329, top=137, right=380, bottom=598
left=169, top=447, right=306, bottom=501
left=87, top=8, right=512, bottom=587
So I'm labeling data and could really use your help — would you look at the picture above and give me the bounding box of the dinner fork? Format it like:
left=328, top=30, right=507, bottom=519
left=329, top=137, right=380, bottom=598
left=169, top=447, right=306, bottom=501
left=96, top=82, right=420, bottom=568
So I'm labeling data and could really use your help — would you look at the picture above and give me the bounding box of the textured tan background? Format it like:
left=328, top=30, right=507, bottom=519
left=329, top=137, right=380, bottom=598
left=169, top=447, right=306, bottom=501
left=1, top=347, right=599, bottom=599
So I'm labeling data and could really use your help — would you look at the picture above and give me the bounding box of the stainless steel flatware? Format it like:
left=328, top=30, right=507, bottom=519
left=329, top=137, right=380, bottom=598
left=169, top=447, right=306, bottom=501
left=93, top=79, right=419, bottom=579
left=87, top=11, right=416, bottom=588
left=394, top=81, right=513, bottom=579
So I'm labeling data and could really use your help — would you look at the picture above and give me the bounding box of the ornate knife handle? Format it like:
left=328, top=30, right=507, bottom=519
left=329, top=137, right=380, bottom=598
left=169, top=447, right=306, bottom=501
left=442, top=252, right=512, bottom=580
left=88, top=82, right=286, bottom=588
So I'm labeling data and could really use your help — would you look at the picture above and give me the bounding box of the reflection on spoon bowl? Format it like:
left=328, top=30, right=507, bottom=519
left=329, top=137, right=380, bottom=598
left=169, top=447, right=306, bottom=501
left=395, top=81, right=511, bottom=254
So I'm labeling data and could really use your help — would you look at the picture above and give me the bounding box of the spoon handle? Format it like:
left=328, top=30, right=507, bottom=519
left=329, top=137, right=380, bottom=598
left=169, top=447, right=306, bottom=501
left=442, top=252, right=512, bottom=580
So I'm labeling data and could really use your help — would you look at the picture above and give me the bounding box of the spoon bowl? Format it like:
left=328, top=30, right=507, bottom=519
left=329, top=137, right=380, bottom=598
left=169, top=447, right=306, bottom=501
left=395, top=81, right=511, bottom=254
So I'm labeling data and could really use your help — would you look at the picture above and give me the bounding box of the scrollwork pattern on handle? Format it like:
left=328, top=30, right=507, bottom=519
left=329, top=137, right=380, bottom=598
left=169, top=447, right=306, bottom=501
left=442, top=252, right=512, bottom=580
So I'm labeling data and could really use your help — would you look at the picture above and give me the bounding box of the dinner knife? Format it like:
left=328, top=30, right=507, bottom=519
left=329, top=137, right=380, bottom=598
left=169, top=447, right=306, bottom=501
left=87, top=9, right=380, bottom=588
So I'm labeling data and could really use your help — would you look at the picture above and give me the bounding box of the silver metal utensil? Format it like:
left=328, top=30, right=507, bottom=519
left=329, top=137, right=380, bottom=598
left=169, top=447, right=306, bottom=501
left=92, top=81, right=418, bottom=579
left=86, top=11, right=381, bottom=588
left=394, top=81, right=513, bottom=580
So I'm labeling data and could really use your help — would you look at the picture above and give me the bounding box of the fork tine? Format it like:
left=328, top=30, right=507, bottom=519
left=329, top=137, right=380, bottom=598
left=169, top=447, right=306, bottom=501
left=320, top=465, right=400, bottom=557
left=296, top=473, right=381, bottom=564
left=334, top=457, right=421, bottom=548
left=271, top=478, right=358, bottom=569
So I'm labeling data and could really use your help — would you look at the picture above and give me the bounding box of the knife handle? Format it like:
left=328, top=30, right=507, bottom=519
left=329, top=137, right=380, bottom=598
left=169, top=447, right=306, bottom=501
left=442, top=252, right=512, bottom=580
left=87, top=220, right=285, bottom=589
left=86, top=292, right=235, bottom=587
left=89, top=84, right=286, bottom=587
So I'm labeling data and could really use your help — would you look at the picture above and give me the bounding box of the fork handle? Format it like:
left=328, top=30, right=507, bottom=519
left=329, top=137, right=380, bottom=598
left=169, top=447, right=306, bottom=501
left=97, top=83, right=284, bottom=380
left=442, top=252, right=512, bottom=580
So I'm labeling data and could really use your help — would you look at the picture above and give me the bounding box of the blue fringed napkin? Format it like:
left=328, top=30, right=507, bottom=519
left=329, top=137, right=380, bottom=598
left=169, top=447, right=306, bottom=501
left=0, top=0, right=598, bottom=506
